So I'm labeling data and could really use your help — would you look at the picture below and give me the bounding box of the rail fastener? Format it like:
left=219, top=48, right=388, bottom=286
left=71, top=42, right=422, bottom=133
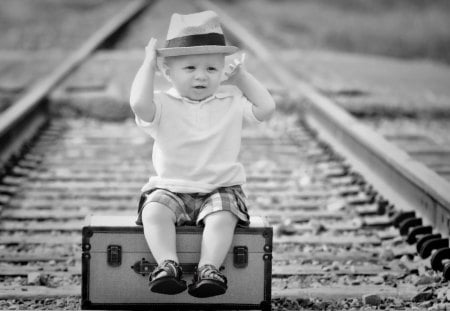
left=419, top=237, right=449, bottom=259
left=430, top=247, right=450, bottom=271
left=399, top=217, right=423, bottom=236
left=406, top=225, right=433, bottom=244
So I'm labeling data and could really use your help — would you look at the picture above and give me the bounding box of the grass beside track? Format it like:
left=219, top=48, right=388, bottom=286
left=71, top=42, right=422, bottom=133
left=0, top=0, right=129, bottom=50
left=216, top=0, right=450, bottom=65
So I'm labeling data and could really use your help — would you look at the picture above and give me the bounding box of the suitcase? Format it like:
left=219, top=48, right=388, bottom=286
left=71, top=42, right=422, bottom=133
left=81, top=215, right=272, bottom=310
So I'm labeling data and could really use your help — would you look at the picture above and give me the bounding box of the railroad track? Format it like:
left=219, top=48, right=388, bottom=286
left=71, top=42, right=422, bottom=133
left=1, top=0, right=450, bottom=310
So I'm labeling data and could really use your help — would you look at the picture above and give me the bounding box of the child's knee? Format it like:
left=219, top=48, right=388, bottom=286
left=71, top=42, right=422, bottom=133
left=141, top=202, right=176, bottom=225
left=203, top=211, right=238, bottom=228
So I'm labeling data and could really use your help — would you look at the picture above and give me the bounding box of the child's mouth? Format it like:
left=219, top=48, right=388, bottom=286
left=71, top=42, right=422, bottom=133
left=194, top=86, right=206, bottom=89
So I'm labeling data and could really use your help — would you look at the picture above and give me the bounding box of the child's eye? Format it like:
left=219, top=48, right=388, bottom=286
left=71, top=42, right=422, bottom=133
left=207, top=67, right=217, bottom=72
left=184, top=66, right=195, bottom=71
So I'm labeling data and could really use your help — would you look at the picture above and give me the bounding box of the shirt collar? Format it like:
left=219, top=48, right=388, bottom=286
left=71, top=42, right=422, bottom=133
left=165, top=87, right=232, bottom=104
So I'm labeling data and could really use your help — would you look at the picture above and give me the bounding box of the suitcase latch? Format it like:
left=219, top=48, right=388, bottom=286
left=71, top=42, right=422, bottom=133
left=233, top=246, right=248, bottom=268
left=107, top=245, right=121, bottom=267
left=131, top=258, right=155, bottom=275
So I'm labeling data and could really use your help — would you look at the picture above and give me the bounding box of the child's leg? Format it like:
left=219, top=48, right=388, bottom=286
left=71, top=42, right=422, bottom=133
left=198, top=211, right=238, bottom=268
left=141, top=202, right=178, bottom=264
left=141, top=200, right=187, bottom=295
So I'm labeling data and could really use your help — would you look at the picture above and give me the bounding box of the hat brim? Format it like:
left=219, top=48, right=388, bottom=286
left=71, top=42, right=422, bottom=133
left=157, top=45, right=238, bottom=57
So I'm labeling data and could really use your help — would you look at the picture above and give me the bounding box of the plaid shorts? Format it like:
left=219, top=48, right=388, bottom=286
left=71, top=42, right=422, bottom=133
left=136, top=185, right=250, bottom=227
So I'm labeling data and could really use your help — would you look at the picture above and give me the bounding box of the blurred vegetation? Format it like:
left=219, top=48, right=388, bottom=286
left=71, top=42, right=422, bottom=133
left=0, top=0, right=126, bottom=50
left=219, top=0, right=450, bottom=64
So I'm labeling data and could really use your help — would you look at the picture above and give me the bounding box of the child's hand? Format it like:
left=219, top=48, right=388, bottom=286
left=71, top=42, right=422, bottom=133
left=144, top=37, right=158, bottom=68
left=222, top=53, right=247, bottom=85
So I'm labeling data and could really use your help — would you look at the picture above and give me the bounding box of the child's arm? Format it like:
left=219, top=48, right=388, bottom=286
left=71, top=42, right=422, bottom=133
left=224, top=54, right=276, bottom=121
left=129, top=38, right=158, bottom=123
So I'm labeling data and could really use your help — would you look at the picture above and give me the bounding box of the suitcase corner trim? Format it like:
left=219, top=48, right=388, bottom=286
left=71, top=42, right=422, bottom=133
left=81, top=249, right=91, bottom=310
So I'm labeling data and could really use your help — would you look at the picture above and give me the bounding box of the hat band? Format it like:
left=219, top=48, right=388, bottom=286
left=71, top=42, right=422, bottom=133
left=165, top=33, right=226, bottom=48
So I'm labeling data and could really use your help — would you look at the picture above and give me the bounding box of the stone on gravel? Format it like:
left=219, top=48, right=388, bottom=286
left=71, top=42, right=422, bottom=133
left=276, top=219, right=297, bottom=236
left=388, top=297, right=404, bottom=309
left=326, top=198, right=346, bottom=212
left=413, top=291, right=434, bottom=302
left=27, top=272, right=50, bottom=286
left=323, top=261, right=340, bottom=272
left=415, top=275, right=436, bottom=286
left=350, top=298, right=360, bottom=308
left=309, top=219, right=327, bottom=234
left=380, top=248, right=395, bottom=261
left=362, top=293, right=382, bottom=306
left=437, top=289, right=446, bottom=301
left=370, top=275, right=384, bottom=285
left=27, top=272, right=42, bottom=285
left=435, top=302, right=449, bottom=310
left=420, top=300, right=433, bottom=308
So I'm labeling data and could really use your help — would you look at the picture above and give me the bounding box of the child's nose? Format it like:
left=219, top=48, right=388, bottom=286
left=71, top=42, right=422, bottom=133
left=194, top=70, right=207, bottom=80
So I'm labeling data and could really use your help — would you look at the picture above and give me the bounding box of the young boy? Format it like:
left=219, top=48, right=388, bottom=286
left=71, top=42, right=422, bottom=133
left=130, top=10, right=275, bottom=298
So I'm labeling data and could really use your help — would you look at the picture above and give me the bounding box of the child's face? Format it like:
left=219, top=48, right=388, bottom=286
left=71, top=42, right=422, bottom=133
left=164, top=54, right=225, bottom=101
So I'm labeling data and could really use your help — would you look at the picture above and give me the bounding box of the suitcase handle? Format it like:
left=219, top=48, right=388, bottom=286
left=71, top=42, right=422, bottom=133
left=132, top=259, right=209, bottom=276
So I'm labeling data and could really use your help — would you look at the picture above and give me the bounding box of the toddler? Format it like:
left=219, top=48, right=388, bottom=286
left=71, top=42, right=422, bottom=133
left=130, top=10, right=275, bottom=298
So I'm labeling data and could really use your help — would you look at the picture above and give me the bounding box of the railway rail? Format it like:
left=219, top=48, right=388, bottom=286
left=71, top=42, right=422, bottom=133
left=0, top=0, right=450, bottom=310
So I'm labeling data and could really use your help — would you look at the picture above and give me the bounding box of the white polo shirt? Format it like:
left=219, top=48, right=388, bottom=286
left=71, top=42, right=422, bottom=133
left=135, top=85, right=261, bottom=193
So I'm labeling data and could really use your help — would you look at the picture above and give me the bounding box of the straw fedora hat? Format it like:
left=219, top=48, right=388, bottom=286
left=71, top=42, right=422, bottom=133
left=157, top=11, right=238, bottom=57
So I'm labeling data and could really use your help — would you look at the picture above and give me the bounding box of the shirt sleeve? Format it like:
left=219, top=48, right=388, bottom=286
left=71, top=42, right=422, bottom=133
left=241, top=92, right=262, bottom=125
left=134, top=92, right=162, bottom=137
